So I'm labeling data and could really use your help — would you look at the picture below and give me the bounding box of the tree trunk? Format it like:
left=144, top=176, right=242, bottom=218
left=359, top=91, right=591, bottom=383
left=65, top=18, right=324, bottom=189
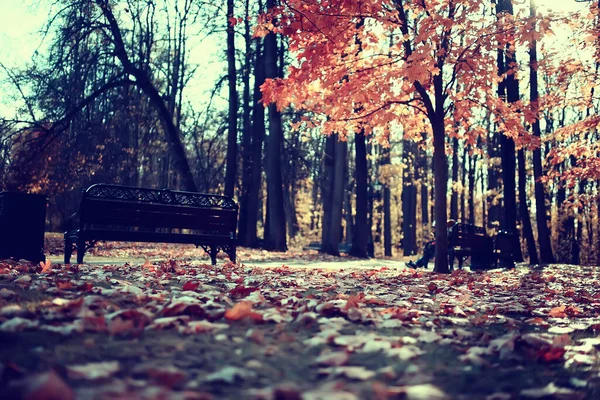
left=263, top=5, right=286, bottom=251
left=517, top=149, right=539, bottom=264
left=243, top=43, right=265, bottom=248
left=224, top=0, right=238, bottom=197
left=529, top=0, right=555, bottom=263
left=402, top=140, right=417, bottom=256
left=450, top=137, right=459, bottom=220
left=321, top=134, right=335, bottom=252
left=350, top=132, right=369, bottom=258
left=468, top=148, right=476, bottom=225
left=344, top=180, right=354, bottom=246
left=460, top=145, right=467, bottom=223
left=382, top=145, right=392, bottom=256
left=237, top=0, right=254, bottom=244
left=497, top=0, right=523, bottom=262
left=431, top=110, right=449, bottom=273
left=323, top=138, right=347, bottom=255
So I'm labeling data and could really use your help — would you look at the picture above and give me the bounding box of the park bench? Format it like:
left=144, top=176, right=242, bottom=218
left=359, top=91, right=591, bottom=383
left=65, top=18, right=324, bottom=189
left=448, top=223, right=517, bottom=270
left=64, top=184, right=238, bottom=265
left=304, top=241, right=351, bottom=254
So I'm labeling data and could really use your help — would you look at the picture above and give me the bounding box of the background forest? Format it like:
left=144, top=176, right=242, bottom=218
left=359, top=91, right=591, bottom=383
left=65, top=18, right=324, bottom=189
left=0, top=0, right=598, bottom=267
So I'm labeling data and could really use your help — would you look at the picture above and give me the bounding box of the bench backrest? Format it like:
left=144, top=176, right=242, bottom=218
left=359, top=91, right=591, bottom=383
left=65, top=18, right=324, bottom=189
left=448, top=223, right=486, bottom=247
left=79, top=184, right=238, bottom=237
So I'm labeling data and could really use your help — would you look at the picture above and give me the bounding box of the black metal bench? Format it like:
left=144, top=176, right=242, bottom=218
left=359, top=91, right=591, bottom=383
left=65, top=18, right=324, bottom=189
left=64, top=184, right=238, bottom=265
left=303, top=241, right=351, bottom=254
left=448, top=223, right=517, bottom=270
left=448, top=223, right=492, bottom=270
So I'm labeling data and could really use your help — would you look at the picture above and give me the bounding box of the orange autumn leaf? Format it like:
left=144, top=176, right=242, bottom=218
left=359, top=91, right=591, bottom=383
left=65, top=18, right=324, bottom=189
left=344, top=293, right=365, bottom=310
left=40, top=260, right=52, bottom=274
left=549, top=306, right=566, bottom=318
left=108, top=317, right=135, bottom=336
left=225, top=301, right=262, bottom=322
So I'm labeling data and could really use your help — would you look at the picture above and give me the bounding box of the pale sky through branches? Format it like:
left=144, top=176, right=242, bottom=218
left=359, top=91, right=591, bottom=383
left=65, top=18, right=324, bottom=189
left=0, top=0, right=590, bottom=118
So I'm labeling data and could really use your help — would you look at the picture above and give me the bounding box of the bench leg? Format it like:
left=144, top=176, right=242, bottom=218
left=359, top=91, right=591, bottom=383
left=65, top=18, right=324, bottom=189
left=210, top=246, right=218, bottom=266
left=76, top=238, right=85, bottom=264
left=64, top=236, right=73, bottom=264
left=229, top=246, right=236, bottom=264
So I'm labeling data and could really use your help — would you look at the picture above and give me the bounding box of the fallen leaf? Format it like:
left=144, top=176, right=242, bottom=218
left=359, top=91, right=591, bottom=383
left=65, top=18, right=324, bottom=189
left=520, top=382, right=583, bottom=399
left=9, top=370, right=74, bottom=400
left=204, top=366, right=255, bottom=383
left=224, top=301, right=262, bottom=322
left=313, top=351, right=349, bottom=367
left=67, top=361, right=120, bottom=380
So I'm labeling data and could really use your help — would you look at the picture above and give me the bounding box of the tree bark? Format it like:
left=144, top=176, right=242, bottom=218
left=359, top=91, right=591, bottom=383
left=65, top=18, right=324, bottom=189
left=419, top=135, right=429, bottom=227
left=243, top=43, right=265, bottom=248
left=497, top=0, right=523, bottom=262
left=518, top=149, right=539, bottom=264
left=321, top=134, right=335, bottom=252
left=468, top=147, right=477, bottom=225
left=382, top=145, right=392, bottom=256
left=350, top=132, right=369, bottom=258
left=263, top=5, right=287, bottom=251
left=529, top=0, right=555, bottom=263
left=224, top=0, right=238, bottom=197
left=323, top=138, right=348, bottom=255
left=431, top=109, right=449, bottom=273
left=402, top=140, right=417, bottom=256
left=450, top=137, right=459, bottom=220
left=237, top=0, right=255, bottom=245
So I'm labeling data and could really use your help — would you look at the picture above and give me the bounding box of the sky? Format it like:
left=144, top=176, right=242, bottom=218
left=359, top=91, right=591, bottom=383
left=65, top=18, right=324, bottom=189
left=0, top=0, right=591, bottom=118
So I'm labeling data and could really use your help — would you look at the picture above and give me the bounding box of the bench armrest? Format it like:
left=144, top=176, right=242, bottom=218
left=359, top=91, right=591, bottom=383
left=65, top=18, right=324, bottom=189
left=64, top=211, right=80, bottom=232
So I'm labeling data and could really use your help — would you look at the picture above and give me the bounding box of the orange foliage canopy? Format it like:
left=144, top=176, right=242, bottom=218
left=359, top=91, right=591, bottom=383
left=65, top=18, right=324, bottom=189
left=258, top=0, right=549, bottom=147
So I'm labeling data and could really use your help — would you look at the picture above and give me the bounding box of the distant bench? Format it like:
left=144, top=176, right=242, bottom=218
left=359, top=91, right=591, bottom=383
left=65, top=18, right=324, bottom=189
left=304, top=241, right=352, bottom=254
left=448, top=223, right=517, bottom=270
left=64, top=184, right=238, bottom=265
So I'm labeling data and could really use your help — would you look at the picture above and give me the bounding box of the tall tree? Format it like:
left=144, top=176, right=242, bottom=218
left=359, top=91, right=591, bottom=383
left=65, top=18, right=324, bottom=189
left=263, top=0, right=287, bottom=251
left=402, top=140, right=417, bottom=256
left=243, top=40, right=266, bottom=247
left=224, top=0, right=238, bottom=197
left=496, top=0, right=523, bottom=262
left=529, top=0, right=555, bottom=263
left=382, top=145, right=393, bottom=256
left=350, top=132, right=369, bottom=258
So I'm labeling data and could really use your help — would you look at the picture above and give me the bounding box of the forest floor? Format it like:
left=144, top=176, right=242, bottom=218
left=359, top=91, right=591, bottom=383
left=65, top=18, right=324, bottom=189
left=0, top=235, right=599, bottom=399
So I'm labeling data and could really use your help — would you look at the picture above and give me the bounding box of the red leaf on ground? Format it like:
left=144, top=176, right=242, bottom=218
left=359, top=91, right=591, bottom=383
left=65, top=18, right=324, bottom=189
left=10, top=370, right=75, bottom=400
left=145, top=365, right=187, bottom=388
left=78, top=282, right=94, bottom=292
left=428, top=282, right=439, bottom=293
left=56, top=281, right=74, bottom=290
left=344, top=293, right=365, bottom=310
left=229, top=285, right=259, bottom=298
left=182, top=281, right=200, bottom=291
left=538, top=347, right=566, bottom=362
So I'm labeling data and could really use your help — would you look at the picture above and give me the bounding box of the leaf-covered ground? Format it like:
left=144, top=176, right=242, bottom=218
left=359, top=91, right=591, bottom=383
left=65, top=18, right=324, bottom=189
left=1, top=242, right=600, bottom=399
